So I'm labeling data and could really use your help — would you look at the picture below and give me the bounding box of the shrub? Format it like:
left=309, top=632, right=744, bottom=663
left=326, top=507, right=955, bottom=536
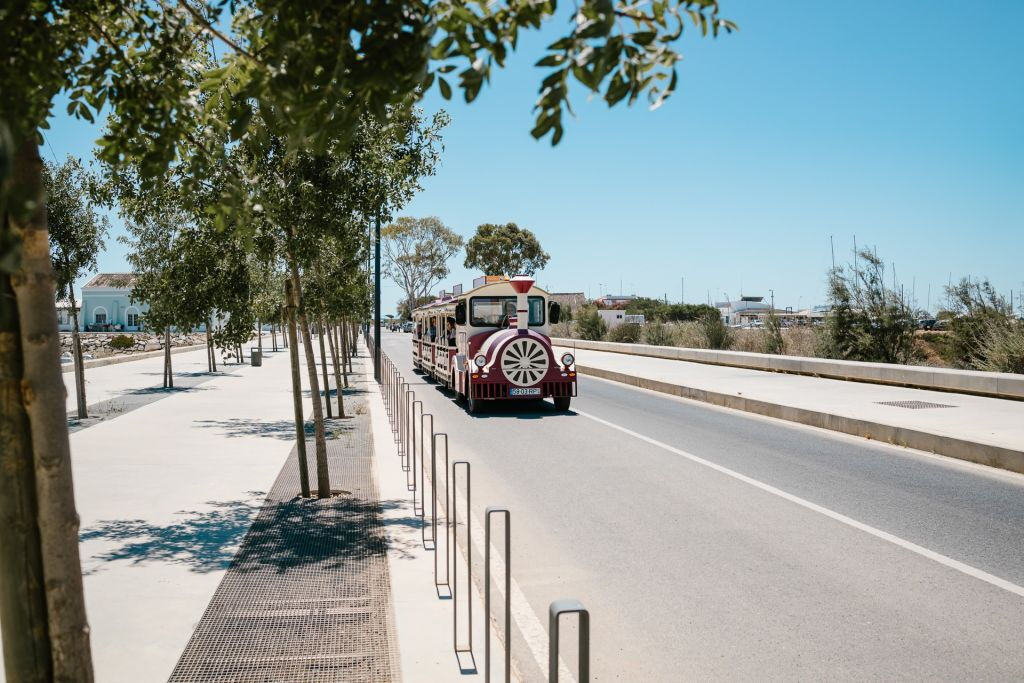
left=943, top=278, right=1015, bottom=369
left=972, top=319, right=1024, bottom=374
left=643, top=322, right=675, bottom=346
left=576, top=306, right=607, bottom=341
left=699, top=310, right=732, bottom=350
left=760, top=312, right=784, bottom=354
left=784, top=327, right=819, bottom=358
left=607, top=323, right=642, bottom=343
left=109, top=334, right=135, bottom=350
left=675, top=321, right=706, bottom=348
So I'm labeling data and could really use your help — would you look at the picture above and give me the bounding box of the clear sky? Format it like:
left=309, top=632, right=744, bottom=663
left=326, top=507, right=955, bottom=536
left=43, top=0, right=1023, bottom=315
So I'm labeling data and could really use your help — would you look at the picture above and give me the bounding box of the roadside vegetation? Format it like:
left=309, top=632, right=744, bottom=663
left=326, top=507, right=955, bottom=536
left=555, top=250, right=1022, bottom=373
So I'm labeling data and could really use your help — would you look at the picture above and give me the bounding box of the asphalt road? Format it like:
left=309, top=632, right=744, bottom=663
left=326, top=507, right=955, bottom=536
left=380, top=332, right=1024, bottom=681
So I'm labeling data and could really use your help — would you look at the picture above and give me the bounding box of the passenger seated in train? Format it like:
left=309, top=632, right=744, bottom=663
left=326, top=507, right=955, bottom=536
left=446, top=319, right=456, bottom=347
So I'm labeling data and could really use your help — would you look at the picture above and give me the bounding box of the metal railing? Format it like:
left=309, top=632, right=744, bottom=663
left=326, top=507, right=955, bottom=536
left=367, top=331, right=592, bottom=682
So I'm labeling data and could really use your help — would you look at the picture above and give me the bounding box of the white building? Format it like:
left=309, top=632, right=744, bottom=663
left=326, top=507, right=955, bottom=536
left=717, top=296, right=772, bottom=326
left=598, top=310, right=645, bottom=330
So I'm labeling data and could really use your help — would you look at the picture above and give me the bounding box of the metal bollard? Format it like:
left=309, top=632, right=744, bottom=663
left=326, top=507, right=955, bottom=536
left=548, top=600, right=589, bottom=682
left=410, top=400, right=422, bottom=488
left=418, top=413, right=434, bottom=520
left=452, top=460, right=472, bottom=655
left=433, top=433, right=449, bottom=589
left=485, top=507, right=511, bottom=683
left=403, top=389, right=414, bottom=471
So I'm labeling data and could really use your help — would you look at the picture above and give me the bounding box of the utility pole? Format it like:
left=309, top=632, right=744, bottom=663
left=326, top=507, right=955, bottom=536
left=830, top=235, right=835, bottom=269
left=769, top=289, right=775, bottom=312
left=374, top=212, right=381, bottom=382
left=681, top=276, right=684, bottom=304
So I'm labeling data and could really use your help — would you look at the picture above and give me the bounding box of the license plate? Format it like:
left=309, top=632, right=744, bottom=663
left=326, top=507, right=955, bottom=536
left=509, top=387, right=541, bottom=396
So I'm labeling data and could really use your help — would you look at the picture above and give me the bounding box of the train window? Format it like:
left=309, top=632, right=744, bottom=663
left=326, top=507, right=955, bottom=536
left=469, top=296, right=545, bottom=327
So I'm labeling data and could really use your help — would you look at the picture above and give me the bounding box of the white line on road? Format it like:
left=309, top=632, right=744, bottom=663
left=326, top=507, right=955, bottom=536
left=576, top=408, right=1024, bottom=599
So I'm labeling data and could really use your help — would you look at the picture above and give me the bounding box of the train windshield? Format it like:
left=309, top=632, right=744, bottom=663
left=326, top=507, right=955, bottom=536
left=469, top=296, right=545, bottom=327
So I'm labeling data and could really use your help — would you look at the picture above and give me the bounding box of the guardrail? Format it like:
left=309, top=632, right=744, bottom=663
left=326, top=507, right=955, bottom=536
left=367, top=331, right=591, bottom=681
left=551, top=337, right=1024, bottom=401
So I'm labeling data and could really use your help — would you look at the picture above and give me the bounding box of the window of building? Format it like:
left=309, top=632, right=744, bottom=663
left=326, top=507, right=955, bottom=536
left=126, top=311, right=140, bottom=327
left=94, top=309, right=107, bottom=324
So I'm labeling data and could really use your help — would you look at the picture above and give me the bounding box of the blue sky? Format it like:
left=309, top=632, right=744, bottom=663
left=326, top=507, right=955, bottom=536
left=44, top=0, right=1023, bottom=314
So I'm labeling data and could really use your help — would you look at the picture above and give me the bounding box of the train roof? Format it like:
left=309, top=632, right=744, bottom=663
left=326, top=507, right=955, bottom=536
left=413, top=280, right=551, bottom=313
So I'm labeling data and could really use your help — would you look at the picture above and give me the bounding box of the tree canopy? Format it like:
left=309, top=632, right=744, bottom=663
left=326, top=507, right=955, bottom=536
left=382, top=216, right=464, bottom=316
left=463, top=222, right=549, bottom=277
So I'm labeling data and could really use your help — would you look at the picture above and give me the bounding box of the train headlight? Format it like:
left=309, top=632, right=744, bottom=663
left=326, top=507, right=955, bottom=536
left=474, top=354, right=487, bottom=368
left=560, top=353, right=575, bottom=366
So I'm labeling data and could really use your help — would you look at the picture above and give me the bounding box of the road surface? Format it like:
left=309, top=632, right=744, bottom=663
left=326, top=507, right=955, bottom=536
left=380, top=331, right=1024, bottom=681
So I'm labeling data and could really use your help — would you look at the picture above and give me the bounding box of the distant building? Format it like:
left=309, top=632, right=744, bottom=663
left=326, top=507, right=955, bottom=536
left=594, top=294, right=637, bottom=309
left=56, top=300, right=75, bottom=332
left=716, top=296, right=772, bottom=325
left=598, top=310, right=645, bottom=330
left=81, top=273, right=147, bottom=331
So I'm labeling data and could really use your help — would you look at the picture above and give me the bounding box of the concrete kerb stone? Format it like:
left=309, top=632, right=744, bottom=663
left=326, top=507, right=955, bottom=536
left=61, top=343, right=207, bottom=373
left=555, top=337, right=1024, bottom=401
left=574, top=363, right=1024, bottom=476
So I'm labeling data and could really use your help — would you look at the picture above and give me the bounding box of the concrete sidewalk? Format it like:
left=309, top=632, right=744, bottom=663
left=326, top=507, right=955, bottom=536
left=67, top=344, right=301, bottom=682
left=557, top=344, right=1024, bottom=474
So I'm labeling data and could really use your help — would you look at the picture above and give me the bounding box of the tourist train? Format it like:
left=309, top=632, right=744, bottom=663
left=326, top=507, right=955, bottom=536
left=411, top=275, right=577, bottom=413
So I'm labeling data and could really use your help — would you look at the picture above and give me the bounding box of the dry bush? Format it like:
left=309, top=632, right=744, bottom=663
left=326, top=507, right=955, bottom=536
left=783, top=327, right=819, bottom=358
left=730, top=329, right=761, bottom=352
left=673, top=321, right=707, bottom=349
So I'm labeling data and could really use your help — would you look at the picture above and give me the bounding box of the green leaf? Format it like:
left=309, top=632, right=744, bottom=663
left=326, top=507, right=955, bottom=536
left=438, top=76, right=452, bottom=100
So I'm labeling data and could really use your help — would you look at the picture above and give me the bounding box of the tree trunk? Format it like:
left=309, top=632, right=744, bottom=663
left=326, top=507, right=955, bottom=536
left=257, top=320, right=263, bottom=356
left=339, top=319, right=350, bottom=388
left=205, top=320, right=213, bottom=373
left=68, top=290, right=86, bottom=418
left=284, top=283, right=311, bottom=498
left=286, top=256, right=331, bottom=498
left=318, top=323, right=332, bottom=419
left=0, top=244, right=53, bottom=682
left=271, top=322, right=278, bottom=352
left=163, top=328, right=173, bottom=388
left=326, top=322, right=346, bottom=418
left=6, top=140, right=94, bottom=680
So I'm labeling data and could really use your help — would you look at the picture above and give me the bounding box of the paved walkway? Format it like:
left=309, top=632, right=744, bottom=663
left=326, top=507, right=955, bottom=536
left=169, top=360, right=399, bottom=681
left=67, top=344, right=302, bottom=682
left=556, top=344, right=1024, bottom=470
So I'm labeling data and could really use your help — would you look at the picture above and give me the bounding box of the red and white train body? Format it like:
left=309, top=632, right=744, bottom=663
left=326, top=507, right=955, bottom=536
left=411, top=276, right=577, bottom=413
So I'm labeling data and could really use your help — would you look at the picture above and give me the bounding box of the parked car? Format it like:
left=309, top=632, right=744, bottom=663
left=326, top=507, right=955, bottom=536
left=402, top=321, right=414, bottom=333
left=917, top=318, right=938, bottom=330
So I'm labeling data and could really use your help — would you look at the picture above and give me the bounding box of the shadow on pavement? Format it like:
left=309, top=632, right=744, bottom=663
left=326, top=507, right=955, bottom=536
left=80, top=496, right=266, bottom=574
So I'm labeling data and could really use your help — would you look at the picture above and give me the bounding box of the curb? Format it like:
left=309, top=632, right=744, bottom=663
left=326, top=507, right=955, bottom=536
left=62, top=343, right=209, bottom=373
left=576, top=363, right=1024, bottom=476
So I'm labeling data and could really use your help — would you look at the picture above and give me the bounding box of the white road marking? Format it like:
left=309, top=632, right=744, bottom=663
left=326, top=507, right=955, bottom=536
left=576, top=408, right=1024, bottom=599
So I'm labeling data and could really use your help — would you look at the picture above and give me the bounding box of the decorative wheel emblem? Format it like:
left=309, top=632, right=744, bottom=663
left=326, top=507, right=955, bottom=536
left=501, top=337, right=549, bottom=386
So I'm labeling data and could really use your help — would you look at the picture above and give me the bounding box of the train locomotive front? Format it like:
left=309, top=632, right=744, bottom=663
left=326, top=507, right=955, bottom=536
left=412, top=276, right=577, bottom=414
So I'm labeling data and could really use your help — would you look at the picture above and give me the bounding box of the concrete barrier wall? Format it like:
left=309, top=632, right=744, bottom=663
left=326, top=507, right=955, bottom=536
left=552, top=338, right=1024, bottom=401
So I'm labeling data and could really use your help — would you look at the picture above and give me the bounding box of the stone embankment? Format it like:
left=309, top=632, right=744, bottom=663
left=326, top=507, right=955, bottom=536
left=60, top=332, right=207, bottom=360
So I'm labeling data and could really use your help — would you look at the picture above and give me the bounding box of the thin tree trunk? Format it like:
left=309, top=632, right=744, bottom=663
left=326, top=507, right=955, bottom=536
left=286, top=255, right=330, bottom=498
left=0, top=249, right=52, bottom=682
left=318, top=323, right=332, bottom=419
left=271, top=322, right=278, bottom=351
left=284, top=281, right=311, bottom=498
left=257, top=320, right=263, bottom=356
left=327, top=322, right=346, bottom=417
left=69, top=291, right=86, bottom=418
left=205, top=320, right=213, bottom=373
left=164, top=328, right=173, bottom=388
left=6, top=140, right=94, bottom=680
left=339, top=319, right=350, bottom=388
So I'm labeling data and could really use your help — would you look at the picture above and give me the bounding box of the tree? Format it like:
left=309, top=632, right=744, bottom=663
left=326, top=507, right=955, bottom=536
left=382, top=217, right=463, bottom=317
left=576, top=306, right=608, bottom=340
left=463, top=222, right=549, bottom=277
left=942, top=278, right=1014, bottom=369
left=44, top=156, right=109, bottom=418
left=818, top=248, right=915, bottom=364
left=1, top=1, right=736, bottom=675
left=397, top=295, right=437, bottom=320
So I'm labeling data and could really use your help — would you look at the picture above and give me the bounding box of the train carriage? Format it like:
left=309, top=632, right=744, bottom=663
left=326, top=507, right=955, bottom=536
left=411, top=275, right=577, bottom=413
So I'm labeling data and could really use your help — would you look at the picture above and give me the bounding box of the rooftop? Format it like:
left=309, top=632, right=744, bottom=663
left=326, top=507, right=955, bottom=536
left=83, top=273, right=136, bottom=289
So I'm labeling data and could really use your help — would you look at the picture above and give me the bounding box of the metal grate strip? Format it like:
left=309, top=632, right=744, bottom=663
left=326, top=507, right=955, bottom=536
left=169, top=357, right=399, bottom=682
left=875, top=400, right=957, bottom=409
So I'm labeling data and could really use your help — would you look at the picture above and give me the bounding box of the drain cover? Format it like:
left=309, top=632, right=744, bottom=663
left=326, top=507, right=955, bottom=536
left=875, top=400, right=957, bottom=409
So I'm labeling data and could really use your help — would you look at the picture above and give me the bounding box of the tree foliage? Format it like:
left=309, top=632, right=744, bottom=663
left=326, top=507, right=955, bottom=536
left=463, top=222, right=549, bottom=277
left=44, top=157, right=108, bottom=303
left=818, top=248, right=915, bottom=364
left=382, top=216, right=463, bottom=316
left=576, top=305, right=607, bottom=340
left=625, top=297, right=717, bottom=322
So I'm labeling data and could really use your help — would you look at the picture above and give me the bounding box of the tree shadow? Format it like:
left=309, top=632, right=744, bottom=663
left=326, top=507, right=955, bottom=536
left=192, top=418, right=357, bottom=441
left=80, top=496, right=266, bottom=574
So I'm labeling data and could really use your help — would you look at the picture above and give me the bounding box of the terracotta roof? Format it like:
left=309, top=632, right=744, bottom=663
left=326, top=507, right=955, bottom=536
left=83, top=273, right=136, bottom=289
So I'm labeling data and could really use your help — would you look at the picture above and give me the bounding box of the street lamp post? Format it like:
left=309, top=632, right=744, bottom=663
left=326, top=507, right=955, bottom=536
left=374, top=212, right=382, bottom=382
